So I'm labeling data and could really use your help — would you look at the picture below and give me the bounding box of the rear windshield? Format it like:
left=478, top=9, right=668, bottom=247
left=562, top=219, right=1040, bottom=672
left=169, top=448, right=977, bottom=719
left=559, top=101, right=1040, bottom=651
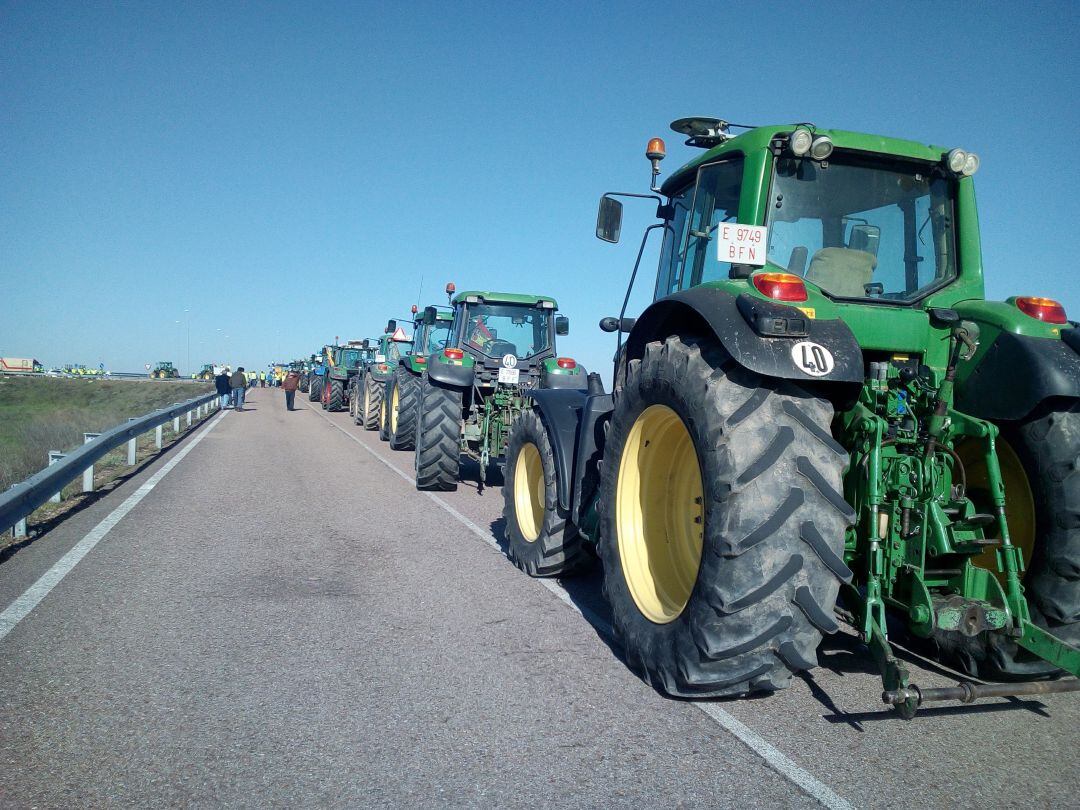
left=766, top=154, right=957, bottom=301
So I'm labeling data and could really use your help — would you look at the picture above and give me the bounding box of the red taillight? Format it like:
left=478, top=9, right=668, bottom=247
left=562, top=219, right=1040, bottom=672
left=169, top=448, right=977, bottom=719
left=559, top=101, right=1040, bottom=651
left=415, top=356, right=426, bottom=364
left=556, top=357, right=576, bottom=369
left=443, top=347, right=464, bottom=360
left=1015, top=296, right=1067, bottom=325
left=752, top=272, right=808, bottom=302
left=377, top=364, right=389, bottom=372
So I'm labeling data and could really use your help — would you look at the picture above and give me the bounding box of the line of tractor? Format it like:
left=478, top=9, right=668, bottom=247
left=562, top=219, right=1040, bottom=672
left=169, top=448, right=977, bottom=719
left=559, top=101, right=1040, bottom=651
left=292, top=117, right=1080, bottom=718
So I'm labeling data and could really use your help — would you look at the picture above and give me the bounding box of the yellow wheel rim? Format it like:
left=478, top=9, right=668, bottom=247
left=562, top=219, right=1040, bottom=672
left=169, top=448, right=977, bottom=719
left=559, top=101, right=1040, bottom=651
left=957, top=436, right=1036, bottom=580
left=363, top=385, right=370, bottom=414
left=514, top=443, right=545, bottom=542
left=391, top=386, right=400, bottom=434
left=380, top=396, right=387, bottom=428
left=616, top=405, right=704, bottom=624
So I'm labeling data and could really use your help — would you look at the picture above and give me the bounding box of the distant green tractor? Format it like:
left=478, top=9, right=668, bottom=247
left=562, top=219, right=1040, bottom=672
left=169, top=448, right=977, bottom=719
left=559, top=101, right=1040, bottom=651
left=412, top=285, right=586, bottom=491
left=321, top=341, right=370, bottom=412
left=500, top=117, right=1080, bottom=716
left=350, top=324, right=410, bottom=430
left=150, top=361, right=179, bottom=380
left=379, top=304, right=455, bottom=450
left=196, top=363, right=215, bottom=381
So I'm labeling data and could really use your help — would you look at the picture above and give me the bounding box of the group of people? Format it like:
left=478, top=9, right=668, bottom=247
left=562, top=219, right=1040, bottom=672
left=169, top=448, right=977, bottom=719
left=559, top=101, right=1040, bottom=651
left=213, top=366, right=302, bottom=412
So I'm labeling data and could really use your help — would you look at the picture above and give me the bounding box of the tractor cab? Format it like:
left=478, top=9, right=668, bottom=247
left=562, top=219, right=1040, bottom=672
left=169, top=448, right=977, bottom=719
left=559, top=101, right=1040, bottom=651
left=440, top=290, right=576, bottom=390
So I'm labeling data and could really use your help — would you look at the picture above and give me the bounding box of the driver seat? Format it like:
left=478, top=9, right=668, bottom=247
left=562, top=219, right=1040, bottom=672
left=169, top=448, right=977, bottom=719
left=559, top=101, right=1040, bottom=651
left=805, top=247, right=877, bottom=298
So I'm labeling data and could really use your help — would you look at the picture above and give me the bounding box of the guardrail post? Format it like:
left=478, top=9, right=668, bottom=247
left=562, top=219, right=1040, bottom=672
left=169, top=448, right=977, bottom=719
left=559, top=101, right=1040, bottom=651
left=12, top=517, right=26, bottom=538
left=82, top=433, right=101, bottom=492
left=126, top=419, right=137, bottom=466
left=155, top=424, right=163, bottom=449
left=48, top=451, right=66, bottom=502
left=173, top=416, right=180, bottom=433
left=186, top=409, right=192, bottom=427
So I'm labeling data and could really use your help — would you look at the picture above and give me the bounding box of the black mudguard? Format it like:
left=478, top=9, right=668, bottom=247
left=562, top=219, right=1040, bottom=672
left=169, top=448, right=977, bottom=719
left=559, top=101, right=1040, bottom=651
left=543, top=368, right=590, bottom=390
left=625, top=287, right=863, bottom=384
left=425, top=358, right=475, bottom=388
left=958, top=328, right=1080, bottom=420
left=525, top=388, right=589, bottom=512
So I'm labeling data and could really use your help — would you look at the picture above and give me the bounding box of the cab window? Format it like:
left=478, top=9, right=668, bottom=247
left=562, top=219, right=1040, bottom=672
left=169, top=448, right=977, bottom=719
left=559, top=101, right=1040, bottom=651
left=656, top=157, right=744, bottom=297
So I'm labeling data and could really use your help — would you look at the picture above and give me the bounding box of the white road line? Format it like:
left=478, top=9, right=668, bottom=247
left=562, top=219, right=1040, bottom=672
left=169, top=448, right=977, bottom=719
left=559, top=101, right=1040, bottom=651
left=0, top=412, right=227, bottom=642
left=309, top=405, right=855, bottom=810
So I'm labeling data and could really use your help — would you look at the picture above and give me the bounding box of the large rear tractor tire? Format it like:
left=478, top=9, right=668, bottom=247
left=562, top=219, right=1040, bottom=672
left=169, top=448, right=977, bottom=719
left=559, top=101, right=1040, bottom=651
left=503, top=408, right=588, bottom=576
left=308, top=375, right=322, bottom=402
left=414, top=376, right=462, bottom=491
left=598, top=335, right=854, bottom=698
left=378, top=389, right=391, bottom=441
left=326, top=378, right=344, bottom=412
left=361, top=373, right=383, bottom=430
left=389, top=367, right=421, bottom=451
left=952, top=403, right=1080, bottom=678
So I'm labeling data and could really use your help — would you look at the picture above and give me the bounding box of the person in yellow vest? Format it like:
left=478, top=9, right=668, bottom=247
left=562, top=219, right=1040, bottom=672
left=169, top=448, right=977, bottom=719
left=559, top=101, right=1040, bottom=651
left=258, top=370, right=266, bottom=387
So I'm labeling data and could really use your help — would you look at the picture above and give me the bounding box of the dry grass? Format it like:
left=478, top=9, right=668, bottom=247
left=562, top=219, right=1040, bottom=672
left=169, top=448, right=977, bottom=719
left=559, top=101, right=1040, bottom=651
left=0, top=376, right=214, bottom=492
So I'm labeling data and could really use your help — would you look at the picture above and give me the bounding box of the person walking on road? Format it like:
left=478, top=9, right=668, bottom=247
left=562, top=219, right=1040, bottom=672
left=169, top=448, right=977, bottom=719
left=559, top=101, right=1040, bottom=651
left=230, top=367, right=248, bottom=411
left=214, top=367, right=231, bottom=409
left=258, top=370, right=266, bottom=388
left=282, top=368, right=301, bottom=410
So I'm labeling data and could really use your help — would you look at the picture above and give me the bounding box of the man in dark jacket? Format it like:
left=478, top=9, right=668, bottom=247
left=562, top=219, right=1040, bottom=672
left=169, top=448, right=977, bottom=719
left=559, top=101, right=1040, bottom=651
left=229, top=367, right=247, bottom=411
left=282, top=369, right=301, bottom=410
left=214, top=368, right=231, bottom=409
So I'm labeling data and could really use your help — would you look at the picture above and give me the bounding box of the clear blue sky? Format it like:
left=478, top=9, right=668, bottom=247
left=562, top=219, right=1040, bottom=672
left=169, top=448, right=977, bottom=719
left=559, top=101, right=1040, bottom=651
left=2, top=1, right=1077, bottom=378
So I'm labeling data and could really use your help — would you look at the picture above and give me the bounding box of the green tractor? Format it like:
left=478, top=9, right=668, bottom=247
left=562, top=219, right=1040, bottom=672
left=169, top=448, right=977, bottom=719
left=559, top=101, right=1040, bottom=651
left=321, top=341, right=370, bottom=412
left=379, top=303, right=455, bottom=450
left=501, top=117, right=1080, bottom=716
left=412, top=285, right=586, bottom=491
left=196, top=363, right=215, bottom=381
left=149, top=361, right=179, bottom=380
left=350, top=324, right=410, bottom=430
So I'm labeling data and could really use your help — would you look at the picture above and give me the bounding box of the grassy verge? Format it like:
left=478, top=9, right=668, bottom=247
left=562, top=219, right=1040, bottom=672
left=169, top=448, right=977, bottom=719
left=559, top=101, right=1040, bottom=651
left=0, top=377, right=215, bottom=535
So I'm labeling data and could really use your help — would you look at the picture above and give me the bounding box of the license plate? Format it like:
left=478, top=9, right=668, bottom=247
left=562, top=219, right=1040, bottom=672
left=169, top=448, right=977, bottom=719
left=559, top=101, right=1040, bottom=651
left=497, top=367, right=520, bottom=385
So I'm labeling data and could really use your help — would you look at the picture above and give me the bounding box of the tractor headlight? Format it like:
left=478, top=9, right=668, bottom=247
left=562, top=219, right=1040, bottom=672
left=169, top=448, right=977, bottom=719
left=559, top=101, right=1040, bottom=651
left=946, top=148, right=968, bottom=174
left=789, top=129, right=813, bottom=156
left=961, top=152, right=979, bottom=176
left=809, top=135, right=834, bottom=160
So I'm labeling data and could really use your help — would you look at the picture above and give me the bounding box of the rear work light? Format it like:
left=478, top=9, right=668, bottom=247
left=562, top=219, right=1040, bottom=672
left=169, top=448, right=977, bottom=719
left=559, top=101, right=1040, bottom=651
left=752, top=272, right=808, bottom=302
left=443, top=347, right=464, bottom=360
left=556, top=357, right=577, bottom=369
left=1015, top=296, right=1067, bottom=324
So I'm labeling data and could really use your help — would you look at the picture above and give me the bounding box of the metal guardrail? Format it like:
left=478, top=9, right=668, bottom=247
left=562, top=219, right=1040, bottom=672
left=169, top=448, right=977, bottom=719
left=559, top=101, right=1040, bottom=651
left=1, top=392, right=220, bottom=535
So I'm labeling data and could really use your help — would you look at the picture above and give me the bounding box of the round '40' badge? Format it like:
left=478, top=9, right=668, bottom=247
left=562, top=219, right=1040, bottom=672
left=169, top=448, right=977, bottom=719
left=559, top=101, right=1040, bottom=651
left=790, top=341, right=834, bottom=377
left=502, top=354, right=518, bottom=369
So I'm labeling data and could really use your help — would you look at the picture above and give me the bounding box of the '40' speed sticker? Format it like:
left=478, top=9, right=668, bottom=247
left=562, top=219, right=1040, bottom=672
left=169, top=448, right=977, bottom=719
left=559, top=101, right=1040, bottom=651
left=791, top=341, right=834, bottom=377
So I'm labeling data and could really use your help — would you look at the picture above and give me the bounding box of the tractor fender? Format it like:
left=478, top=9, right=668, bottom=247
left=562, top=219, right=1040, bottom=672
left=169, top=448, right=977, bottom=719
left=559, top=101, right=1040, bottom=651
left=625, top=287, right=864, bottom=384
left=542, top=368, right=589, bottom=390
left=957, top=328, right=1080, bottom=420
left=426, top=357, right=475, bottom=389
left=525, top=388, right=589, bottom=512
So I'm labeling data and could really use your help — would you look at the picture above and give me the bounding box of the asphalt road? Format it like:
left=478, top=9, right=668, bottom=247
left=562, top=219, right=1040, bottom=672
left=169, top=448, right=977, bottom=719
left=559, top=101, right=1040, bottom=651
left=1, top=387, right=1077, bottom=808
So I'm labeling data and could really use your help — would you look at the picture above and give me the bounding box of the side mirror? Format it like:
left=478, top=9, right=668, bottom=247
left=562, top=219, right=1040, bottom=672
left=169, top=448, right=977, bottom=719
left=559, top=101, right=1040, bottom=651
left=555, top=315, right=569, bottom=336
left=596, top=196, right=623, bottom=243
left=423, top=305, right=438, bottom=326
left=385, top=319, right=397, bottom=334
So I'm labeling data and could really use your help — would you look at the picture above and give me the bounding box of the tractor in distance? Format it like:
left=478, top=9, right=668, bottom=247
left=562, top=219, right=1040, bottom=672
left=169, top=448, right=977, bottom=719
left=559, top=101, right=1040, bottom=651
left=149, top=361, right=179, bottom=379
left=350, top=324, right=411, bottom=430
left=308, top=346, right=334, bottom=402
left=321, top=341, right=369, bottom=411
left=302, top=352, right=322, bottom=397
left=196, top=363, right=215, bottom=381
left=380, top=303, right=455, bottom=449
left=413, top=284, right=586, bottom=492
left=500, top=116, right=1080, bottom=717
